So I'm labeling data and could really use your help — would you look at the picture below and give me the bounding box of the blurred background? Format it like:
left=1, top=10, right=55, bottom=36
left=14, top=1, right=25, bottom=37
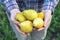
left=0, top=1, right=60, bottom=40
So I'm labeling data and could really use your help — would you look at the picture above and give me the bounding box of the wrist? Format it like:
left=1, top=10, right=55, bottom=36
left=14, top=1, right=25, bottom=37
left=42, top=10, right=52, bottom=15
left=10, top=9, right=20, bottom=19
left=10, top=8, right=20, bottom=15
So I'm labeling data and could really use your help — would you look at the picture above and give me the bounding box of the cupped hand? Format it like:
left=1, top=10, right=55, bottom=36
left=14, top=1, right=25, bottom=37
left=10, top=12, right=30, bottom=36
left=33, top=10, right=52, bottom=31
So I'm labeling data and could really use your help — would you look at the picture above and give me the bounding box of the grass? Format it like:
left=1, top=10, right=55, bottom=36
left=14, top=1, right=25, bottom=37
left=0, top=2, right=60, bottom=40
left=0, top=3, right=17, bottom=40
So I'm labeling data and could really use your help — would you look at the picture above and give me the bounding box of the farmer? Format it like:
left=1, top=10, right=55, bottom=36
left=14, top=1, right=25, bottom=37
left=0, top=0, right=59, bottom=40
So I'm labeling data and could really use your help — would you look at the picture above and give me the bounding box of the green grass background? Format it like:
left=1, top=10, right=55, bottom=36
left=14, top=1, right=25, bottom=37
left=0, top=2, right=60, bottom=40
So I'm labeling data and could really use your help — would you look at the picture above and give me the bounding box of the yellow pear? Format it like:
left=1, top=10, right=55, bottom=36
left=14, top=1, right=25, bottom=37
left=20, top=21, right=33, bottom=33
left=15, top=12, right=26, bottom=22
left=33, top=18, right=44, bottom=29
left=23, top=9, right=38, bottom=20
left=38, top=12, right=44, bottom=19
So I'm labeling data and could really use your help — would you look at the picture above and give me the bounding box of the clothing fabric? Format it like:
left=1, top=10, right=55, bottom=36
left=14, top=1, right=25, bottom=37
left=0, top=0, right=59, bottom=12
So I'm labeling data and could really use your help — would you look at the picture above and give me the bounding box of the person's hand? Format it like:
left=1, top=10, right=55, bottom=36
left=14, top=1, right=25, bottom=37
left=10, top=9, right=30, bottom=36
left=44, top=10, right=52, bottom=28
left=33, top=10, right=52, bottom=31
left=38, top=10, right=52, bottom=31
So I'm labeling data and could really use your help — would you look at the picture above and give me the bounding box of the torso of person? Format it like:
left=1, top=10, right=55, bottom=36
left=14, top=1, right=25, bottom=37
left=16, top=0, right=44, bottom=12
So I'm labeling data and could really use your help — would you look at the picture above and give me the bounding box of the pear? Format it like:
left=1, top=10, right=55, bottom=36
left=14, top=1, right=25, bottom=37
left=15, top=12, right=26, bottom=22
left=23, top=9, right=38, bottom=20
left=33, top=18, right=44, bottom=29
left=38, top=12, right=44, bottom=19
left=20, top=21, right=33, bottom=33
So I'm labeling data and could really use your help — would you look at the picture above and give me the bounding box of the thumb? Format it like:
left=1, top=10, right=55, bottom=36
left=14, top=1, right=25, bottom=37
left=44, top=16, right=51, bottom=28
left=37, top=27, right=44, bottom=31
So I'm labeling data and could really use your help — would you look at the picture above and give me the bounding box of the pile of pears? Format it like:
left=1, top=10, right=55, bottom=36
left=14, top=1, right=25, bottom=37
left=15, top=9, right=44, bottom=33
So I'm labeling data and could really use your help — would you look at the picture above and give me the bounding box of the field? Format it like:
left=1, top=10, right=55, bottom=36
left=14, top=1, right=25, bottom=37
left=0, top=2, right=60, bottom=40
